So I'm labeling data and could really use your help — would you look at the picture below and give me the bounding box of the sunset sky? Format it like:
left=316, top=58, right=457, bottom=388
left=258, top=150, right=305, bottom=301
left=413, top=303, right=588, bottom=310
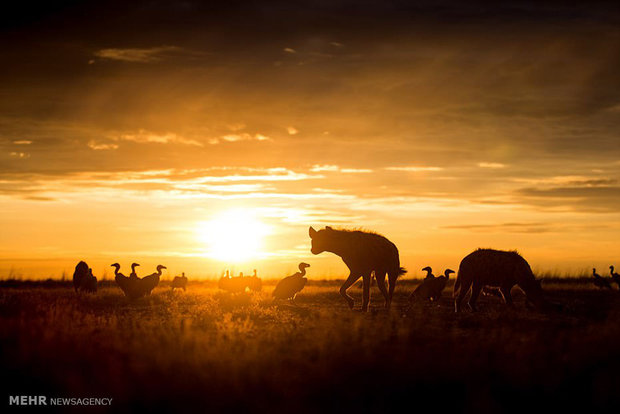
left=1, top=1, right=620, bottom=279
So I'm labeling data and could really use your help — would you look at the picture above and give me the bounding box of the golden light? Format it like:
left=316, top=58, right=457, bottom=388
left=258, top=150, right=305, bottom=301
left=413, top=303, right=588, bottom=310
left=196, top=209, right=271, bottom=263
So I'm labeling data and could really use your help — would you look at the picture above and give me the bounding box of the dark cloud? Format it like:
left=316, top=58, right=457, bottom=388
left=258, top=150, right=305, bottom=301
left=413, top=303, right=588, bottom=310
left=2, top=1, right=620, bottom=190
left=443, top=222, right=560, bottom=234
left=442, top=221, right=611, bottom=233
left=516, top=185, right=620, bottom=212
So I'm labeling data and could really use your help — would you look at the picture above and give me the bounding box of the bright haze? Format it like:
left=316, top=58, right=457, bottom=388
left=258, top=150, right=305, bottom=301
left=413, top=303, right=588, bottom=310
left=1, top=1, right=620, bottom=279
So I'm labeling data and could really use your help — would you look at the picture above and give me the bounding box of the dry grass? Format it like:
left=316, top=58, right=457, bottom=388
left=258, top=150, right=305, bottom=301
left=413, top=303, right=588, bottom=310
left=2, top=279, right=620, bottom=412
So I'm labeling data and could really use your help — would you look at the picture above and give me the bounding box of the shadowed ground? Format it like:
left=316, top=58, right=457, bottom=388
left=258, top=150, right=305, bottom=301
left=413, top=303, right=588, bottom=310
left=1, top=280, right=620, bottom=413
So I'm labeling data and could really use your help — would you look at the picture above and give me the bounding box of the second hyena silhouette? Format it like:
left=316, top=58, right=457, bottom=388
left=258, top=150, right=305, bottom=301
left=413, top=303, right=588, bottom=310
left=309, top=226, right=406, bottom=311
left=454, top=248, right=547, bottom=312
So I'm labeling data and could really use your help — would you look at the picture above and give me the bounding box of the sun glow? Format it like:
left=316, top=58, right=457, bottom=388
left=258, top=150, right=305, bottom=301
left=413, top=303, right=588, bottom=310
left=197, top=209, right=271, bottom=262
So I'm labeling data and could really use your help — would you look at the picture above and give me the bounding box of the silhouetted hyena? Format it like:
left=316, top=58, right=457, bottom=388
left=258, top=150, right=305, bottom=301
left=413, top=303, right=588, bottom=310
left=309, top=226, right=406, bottom=311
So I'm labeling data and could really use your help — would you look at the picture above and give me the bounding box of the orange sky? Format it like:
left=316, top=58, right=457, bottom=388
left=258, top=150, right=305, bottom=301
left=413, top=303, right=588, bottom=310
left=1, top=2, right=620, bottom=279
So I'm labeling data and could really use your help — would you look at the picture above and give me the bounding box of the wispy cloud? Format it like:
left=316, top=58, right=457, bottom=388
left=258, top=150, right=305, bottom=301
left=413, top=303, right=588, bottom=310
left=512, top=176, right=617, bottom=187
left=283, top=47, right=296, bottom=54
left=13, top=140, right=32, bottom=145
left=287, top=126, right=298, bottom=135
left=442, top=222, right=555, bottom=234
left=385, top=166, right=443, bottom=172
left=217, top=133, right=271, bottom=144
left=0, top=167, right=328, bottom=202
left=93, top=46, right=182, bottom=63
left=113, top=129, right=203, bottom=146
left=478, top=162, right=505, bottom=169
left=310, top=165, right=372, bottom=173
left=88, top=140, right=118, bottom=150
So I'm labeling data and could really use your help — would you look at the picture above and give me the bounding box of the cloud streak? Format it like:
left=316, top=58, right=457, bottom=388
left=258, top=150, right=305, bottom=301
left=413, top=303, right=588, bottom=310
left=385, top=166, right=443, bottom=172
left=93, top=46, right=182, bottom=63
left=113, top=130, right=203, bottom=146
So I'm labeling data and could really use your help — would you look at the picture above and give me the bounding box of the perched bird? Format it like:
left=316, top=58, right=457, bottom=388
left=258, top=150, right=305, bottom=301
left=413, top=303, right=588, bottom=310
left=72, top=261, right=89, bottom=293
left=130, top=263, right=140, bottom=280
left=430, top=268, right=454, bottom=301
left=272, top=263, right=311, bottom=303
left=171, top=272, right=188, bottom=291
left=79, top=268, right=98, bottom=293
left=218, top=270, right=247, bottom=293
left=422, top=266, right=435, bottom=280
left=592, top=268, right=612, bottom=290
left=408, top=280, right=433, bottom=303
left=218, top=270, right=231, bottom=291
left=217, top=270, right=230, bottom=290
left=140, top=265, right=167, bottom=296
left=112, top=263, right=131, bottom=297
left=247, top=269, right=262, bottom=292
left=610, top=266, right=620, bottom=289
left=409, top=268, right=452, bottom=303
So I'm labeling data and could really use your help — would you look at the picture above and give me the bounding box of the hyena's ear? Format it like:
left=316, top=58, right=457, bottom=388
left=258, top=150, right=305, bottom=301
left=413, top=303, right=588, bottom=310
left=326, top=226, right=333, bottom=231
left=309, top=226, right=317, bottom=238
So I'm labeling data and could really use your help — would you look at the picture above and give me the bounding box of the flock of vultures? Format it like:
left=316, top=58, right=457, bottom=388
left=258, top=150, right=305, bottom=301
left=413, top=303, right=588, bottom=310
left=71, top=226, right=620, bottom=312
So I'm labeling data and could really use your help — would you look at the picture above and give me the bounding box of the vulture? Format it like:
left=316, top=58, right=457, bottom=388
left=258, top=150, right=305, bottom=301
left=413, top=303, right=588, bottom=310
left=73, top=261, right=89, bottom=292
left=430, top=268, right=454, bottom=301
left=79, top=268, right=98, bottom=293
left=140, top=265, right=167, bottom=296
left=246, top=269, right=262, bottom=292
left=422, top=266, right=435, bottom=280
left=272, top=262, right=311, bottom=303
left=218, top=270, right=231, bottom=291
left=218, top=270, right=247, bottom=293
left=171, top=272, right=188, bottom=291
left=130, top=262, right=140, bottom=280
left=592, top=268, right=612, bottom=290
left=610, top=266, right=620, bottom=289
left=111, top=263, right=138, bottom=298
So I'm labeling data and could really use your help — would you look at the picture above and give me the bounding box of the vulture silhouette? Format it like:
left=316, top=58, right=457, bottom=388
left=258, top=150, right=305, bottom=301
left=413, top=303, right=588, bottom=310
left=610, top=265, right=620, bottom=289
left=272, top=263, right=310, bottom=302
left=171, top=272, right=188, bottom=291
left=592, top=268, right=612, bottom=290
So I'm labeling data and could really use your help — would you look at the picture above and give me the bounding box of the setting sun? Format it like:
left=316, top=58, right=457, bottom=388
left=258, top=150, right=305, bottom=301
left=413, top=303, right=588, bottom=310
left=197, top=209, right=271, bottom=263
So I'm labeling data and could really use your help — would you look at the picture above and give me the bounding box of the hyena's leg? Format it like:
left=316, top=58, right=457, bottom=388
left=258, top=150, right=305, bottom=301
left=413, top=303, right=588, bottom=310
left=500, top=286, right=513, bottom=307
left=361, top=273, right=372, bottom=312
left=375, top=270, right=390, bottom=308
left=454, top=279, right=472, bottom=313
left=468, top=282, right=483, bottom=312
left=340, top=272, right=360, bottom=309
left=387, top=271, right=398, bottom=305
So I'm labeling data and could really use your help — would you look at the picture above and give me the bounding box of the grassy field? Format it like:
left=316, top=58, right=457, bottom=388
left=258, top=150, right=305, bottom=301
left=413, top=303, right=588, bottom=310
left=2, top=279, right=620, bottom=413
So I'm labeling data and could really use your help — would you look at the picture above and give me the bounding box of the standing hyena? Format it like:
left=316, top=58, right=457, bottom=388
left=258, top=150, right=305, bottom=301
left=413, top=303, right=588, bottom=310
left=309, top=226, right=407, bottom=311
left=454, top=248, right=547, bottom=312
